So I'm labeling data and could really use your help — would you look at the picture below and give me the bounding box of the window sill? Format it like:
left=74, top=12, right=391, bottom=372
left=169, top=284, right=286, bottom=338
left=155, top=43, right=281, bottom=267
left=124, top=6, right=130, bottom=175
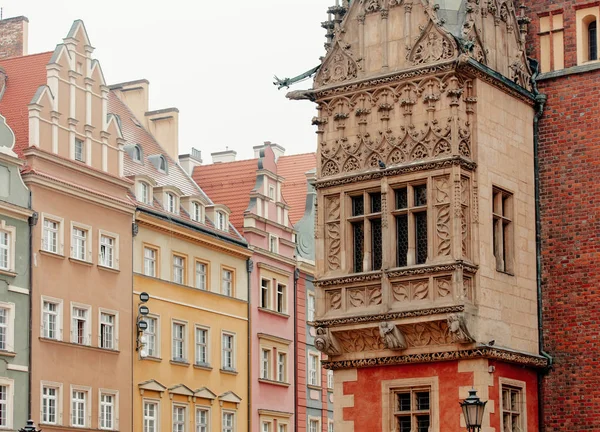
left=0, top=269, right=16, bottom=277
left=141, top=356, right=162, bottom=362
left=69, top=257, right=93, bottom=267
left=258, top=378, right=290, bottom=387
left=39, top=424, right=118, bottom=431
left=220, top=368, right=238, bottom=375
left=170, top=360, right=190, bottom=367
left=39, top=337, right=120, bottom=354
left=0, top=350, right=16, bottom=358
left=98, top=265, right=120, bottom=273
left=307, top=384, right=322, bottom=390
left=39, top=250, right=65, bottom=259
left=258, top=307, right=290, bottom=319
left=193, top=363, right=213, bottom=371
left=496, top=269, right=515, bottom=277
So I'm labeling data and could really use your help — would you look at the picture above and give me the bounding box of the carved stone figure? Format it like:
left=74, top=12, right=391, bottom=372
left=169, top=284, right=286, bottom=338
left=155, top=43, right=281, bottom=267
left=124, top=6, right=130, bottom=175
left=379, top=321, right=407, bottom=350
left=447, top=313, right=475, bottom=343
left=315, top=327, right=342, bottom=355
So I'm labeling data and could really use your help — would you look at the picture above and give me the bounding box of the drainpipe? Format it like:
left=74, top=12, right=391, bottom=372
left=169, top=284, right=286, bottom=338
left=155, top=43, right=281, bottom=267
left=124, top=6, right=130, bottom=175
left=294, top=268, right=300, bottom=432
left=246, top=258, right=253, bottom=432
left=27, top=197, right=38, bottom=421
left=530, top=58, right=553, bottom=432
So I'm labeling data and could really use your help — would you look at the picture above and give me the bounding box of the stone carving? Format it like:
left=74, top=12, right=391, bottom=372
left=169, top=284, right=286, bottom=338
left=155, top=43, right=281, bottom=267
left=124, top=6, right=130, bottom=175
left=348, top=286, right=382, bottom=308
left=315, top=41, right=359, bottom=87
left=462, top=277, right=473, bottom=301
left=386, top=261, right=478, bottom=278
left=434, top=175, right=451, bottom=257
left=335, top=327, right=385, bottom=352
left=326, top=223, right=341, bottom=271
left=327, top=289, right=342, bottom=310
left=408, top=20, right=456, bottom=65
left=392, top=282, right=409, bottom=302
left=436, top=278, right=452, bottom=298
left=326, top=195, right=341, bottom=221
left=460, top=177, right=470, bottom=258
left=400, top=321, right=453, bottom=347
left=362, top=0, right=381, bottom=13
left=315, top=272, right=382, bottom=287
left=447, top=313, right=475, bottom=343
left=412, top=280, right=429, bottom=300
left=509, top=56, right=530, bottom=90
left=315, top=327, right=342, bottom=356
left=379, top=322, right=407, bottom=350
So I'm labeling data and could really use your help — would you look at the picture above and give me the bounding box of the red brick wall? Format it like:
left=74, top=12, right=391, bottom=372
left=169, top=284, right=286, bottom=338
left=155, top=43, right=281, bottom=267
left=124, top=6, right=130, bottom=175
left=0, top=16, right=27, bottom=59
left=525, top=1, right=600, bottom=429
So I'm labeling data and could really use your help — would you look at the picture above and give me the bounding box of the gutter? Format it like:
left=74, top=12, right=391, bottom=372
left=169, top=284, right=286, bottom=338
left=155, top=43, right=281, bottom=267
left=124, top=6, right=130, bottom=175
left=294, top=268, right=300, bottom=432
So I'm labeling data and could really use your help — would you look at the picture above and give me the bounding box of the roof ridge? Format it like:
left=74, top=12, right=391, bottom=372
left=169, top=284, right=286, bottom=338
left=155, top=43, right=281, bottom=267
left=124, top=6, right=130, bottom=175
left=0, top=50, right=54, bottom=63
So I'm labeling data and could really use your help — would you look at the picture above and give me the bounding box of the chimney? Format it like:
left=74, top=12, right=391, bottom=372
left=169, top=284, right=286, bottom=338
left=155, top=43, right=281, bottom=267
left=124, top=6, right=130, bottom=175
left=179, top=147, right=203, bottom=175
left=109, top=79, right=150, bottom=123
left=253, top=141, right=286, bottom=161
left=145, top=108, right=179, bottom=162
left=211, top=149, right=237, bottom=163
left=0, top=16, right=28, bottom=59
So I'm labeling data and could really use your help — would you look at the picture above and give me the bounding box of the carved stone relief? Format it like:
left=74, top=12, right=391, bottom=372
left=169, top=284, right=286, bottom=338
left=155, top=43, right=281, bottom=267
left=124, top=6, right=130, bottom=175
left=399, top=321, right=453, bottom=347
left=348, top=286, right=383, bottom=308
left=379, top=321, right=407, bottom=349
left=433, top=175, right=451, bottom=257
left=447, top=313, right=475, bottom=343
left=462, top=276, right=473, bottom=301
left=315, top=327, right=342, bottom=356
left=435, top=277, right=452, bottom=299
left=391, top=279, right=429, bottom=303
left=408, top=20, right=457, bottom=66
left=325, top=195, right=341, bottom=271
left=335, top=327, right=386, bottom=352
left=460, top=177, right=470, bottom=258
left=315, top=41, right=360, bottom=87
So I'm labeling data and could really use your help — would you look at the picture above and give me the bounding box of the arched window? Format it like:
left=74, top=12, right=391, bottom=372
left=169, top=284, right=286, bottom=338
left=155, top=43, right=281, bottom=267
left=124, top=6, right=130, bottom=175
left=159, top=156, right=167, bottom=173
left=133, top=145, right=142, bottom=162
left=589, top=20, right=598, bottom=61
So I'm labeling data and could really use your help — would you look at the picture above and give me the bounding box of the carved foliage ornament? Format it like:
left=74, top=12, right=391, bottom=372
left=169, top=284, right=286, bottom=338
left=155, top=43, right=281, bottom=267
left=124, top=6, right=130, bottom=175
left=315, top=41, right=360, bottom=87
left=409, top=20, right=457, bottom=66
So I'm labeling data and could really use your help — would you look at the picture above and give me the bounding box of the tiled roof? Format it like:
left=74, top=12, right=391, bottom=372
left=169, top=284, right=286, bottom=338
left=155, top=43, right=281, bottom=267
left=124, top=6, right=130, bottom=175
left=0, top=52, right=53, bottom=157
left=192, top=158, right=258, bottom=234
left=277, top=153, right=316, bottom=225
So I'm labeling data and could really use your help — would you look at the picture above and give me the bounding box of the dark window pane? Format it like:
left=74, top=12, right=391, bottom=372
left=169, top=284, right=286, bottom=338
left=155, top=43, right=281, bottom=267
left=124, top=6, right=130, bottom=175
left=353, top=222, right=364, bottom=273
left=414, top=185, right=427, bottom=206
left=416, top=392, right=430, bottom=410
left=397, top=392, right=411, bottom=411
left=415, top=212, right=428, bottom=264
left=417, top=415, right=430, bottom=432
left=398, top=416, right=411, bottom=432
left=395, top=188, right=408, bottom=209
left=590, top=21, right=597, bottom=60
left=371, top=219, right=382, bottom=270
left=396, top=215, right=408, bottom=267
left=370, top=193, right=381, bottom=213
left=352, top=196, right=364, bottom=216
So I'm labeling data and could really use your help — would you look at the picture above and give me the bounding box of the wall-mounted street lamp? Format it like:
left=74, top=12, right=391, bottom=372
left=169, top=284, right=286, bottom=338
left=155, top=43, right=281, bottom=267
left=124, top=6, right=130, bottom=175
left=136, top=292, right=151, bottom=356
left=460, top=389, right=487, bottom=432
left=19, top=419, right=41, bottom=432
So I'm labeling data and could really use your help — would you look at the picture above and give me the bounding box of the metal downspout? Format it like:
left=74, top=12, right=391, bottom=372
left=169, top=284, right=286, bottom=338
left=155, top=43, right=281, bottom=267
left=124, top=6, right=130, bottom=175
left=294, top=269, right=300, bottom=432
left=27, top=199, right=37, bottom=422
left=247, top=259, right=253, bottom=432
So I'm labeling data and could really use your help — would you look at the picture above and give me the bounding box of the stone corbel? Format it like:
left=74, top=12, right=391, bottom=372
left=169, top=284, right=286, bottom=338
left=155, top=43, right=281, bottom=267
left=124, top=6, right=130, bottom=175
left=379, top=321, right=407, bottom=350
left=315, top=327, right=342, bottom=356
left=447, top=313, right=475, bottom=343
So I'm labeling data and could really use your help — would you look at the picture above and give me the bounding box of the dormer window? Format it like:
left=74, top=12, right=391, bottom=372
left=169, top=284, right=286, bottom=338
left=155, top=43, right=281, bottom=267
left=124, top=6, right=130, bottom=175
left=166, top=193, right=177, bottom=213
left=192, top=202, right=203, bottom=222
left=138, top=182, right=152, bottom=205
left=159, top=156, right=167, bottom=173
left=133, top=145, right=142, bottom=162
left=216, top=211, right=227, bottom=231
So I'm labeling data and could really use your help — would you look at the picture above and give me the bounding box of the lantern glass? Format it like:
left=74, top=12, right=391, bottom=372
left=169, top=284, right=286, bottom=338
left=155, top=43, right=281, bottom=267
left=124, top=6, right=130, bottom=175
left=460, top=389, right=487, bottom=430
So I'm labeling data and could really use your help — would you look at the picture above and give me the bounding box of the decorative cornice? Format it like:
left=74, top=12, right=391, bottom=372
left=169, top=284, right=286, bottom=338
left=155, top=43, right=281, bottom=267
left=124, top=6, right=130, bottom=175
left=0, top=200, right=33, bottom=220
left=315, top=271, right=381, bottom=287
left=314, top=305, right=465, bottom=327
left=256, top=262, right=294, bottom=278
left=315, top=156, right=476, bottom=189
left=322, top=346, right=549, bottom=370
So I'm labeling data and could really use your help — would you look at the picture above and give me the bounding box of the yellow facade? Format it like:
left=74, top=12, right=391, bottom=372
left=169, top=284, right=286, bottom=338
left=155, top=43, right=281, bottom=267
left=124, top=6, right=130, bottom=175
left=133, top=213, right=251, bottom=432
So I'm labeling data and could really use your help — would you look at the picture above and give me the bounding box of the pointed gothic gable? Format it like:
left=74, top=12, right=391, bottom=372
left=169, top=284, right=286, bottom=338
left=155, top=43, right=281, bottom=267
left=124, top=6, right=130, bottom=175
left=64, top=20, right=93, bottom=54
left=408, top=19, right=457, bottom=66
left=314, top=40, right=360, bottom=87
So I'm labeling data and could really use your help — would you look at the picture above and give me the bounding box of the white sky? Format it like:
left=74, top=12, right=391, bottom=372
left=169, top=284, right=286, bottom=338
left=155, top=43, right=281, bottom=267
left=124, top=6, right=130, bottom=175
left=5, top=0, right=328, bottom=161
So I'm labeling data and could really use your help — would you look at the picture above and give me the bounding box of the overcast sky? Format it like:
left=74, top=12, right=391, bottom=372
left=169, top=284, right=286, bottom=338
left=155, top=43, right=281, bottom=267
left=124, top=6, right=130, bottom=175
left=5, top=0, right=327, bottom=161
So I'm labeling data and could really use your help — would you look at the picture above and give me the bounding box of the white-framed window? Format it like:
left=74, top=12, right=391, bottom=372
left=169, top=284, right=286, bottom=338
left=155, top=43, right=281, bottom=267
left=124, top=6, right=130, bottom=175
left=196, top=407, right=209, bottom=432
left=221, top=269, right=233, bottom=296
left=143, top=399, right=159, bottom=432
left=309, top=418, right=320, bottom=432
left=172, top=321, right=187, bottom=362
left=70, top=222, right=91, bottom=262
left=276, top=283, right=286, bottom=313
left=277, top=352, right=287, bottom=383
left=269, top=235, right=278, bottom=253
left=260, top=279, right=270, bottom=309
left=41, top=382, right=62, bottom=425
left=216, top=211, right=226, bottom=231
left=327, top=369, right=334, bottom=390
left=192, top=202, right=203, bottom=222
left=74, top=138, right=85, bottom=162
left=222, top=411, right=235, bottom=432
left=307, top=292, right=316, bottom=322
left=221, top=332, right=235, bottom=371
left=279, top=423, right=288, bottom=432
left=328, top=419, right=334, bottom=432
left=143, top=246, right=158, bottom=277
left=195, top=261, right=207, bottom=290
left=71, top=303, right=91, bottom=346
left=138, top=182, right=152, bottom=205
left=0, top=229, right=10, bottom=271
left=70, top=385, right=90, bottom=428
left=0, top=302, right=15, bottom=352
left=173, top=404, right=187, bottom=432
left=142, top=315, right=159, bottom=358
left=99, top=231, right=118, bottom=269
left=500, top=378, right=527, bottom=432
left=0, top=378, right=14, bottom=429
left=173, top=255, right=186, bottom=284
left=261, top=348, right=271, bottom=380
left=166, top=193, right=177, bottom=213
left=262, top=421, right=272, bottom=432
left=99, top=310, right=117, bottom=350
left=42, top=297, right=63, bottom=340
left=268, top=186, right=275, bottom=200
left=99, top=389, right=118, bottom=430
left=42, top=214, right=63, bottom=255
left=308, top=352, right=320, bottom=386
left=195, top=326, right=209, bottom=366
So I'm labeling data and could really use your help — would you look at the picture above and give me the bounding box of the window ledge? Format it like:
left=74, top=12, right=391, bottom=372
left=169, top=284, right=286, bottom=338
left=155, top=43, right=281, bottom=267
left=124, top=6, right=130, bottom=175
left=307, top=384, right=322, bottom=390
left=69, top=257, right=93, bottom=267
left=258, top=378, right=290, bottom=387
left=220, top=368, right=238, bottom=375
left=193, top=363, right=213, bottom=371
left=538, top=61, right=600, bottom=80
left=39, top=424, right=119, bottom=431
left=98, top=265, right=120, bottom=273
left=170, top=360, right=190, bottom=367
left=0, top=269, right=16, bottom=277
left=141, top=356, right=162, bottom=362
left=496, top=269, right=515, bottom=277
left=258, top=307, right=290, bottom=319
left=39, top=250, right=65, bottom=259
left=39, top=337, right=120, bottom=354
left=0, top=350, right=16, bottom=358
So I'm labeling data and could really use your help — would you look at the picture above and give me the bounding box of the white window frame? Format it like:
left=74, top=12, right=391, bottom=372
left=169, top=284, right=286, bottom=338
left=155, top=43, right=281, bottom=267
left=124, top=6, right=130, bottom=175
left=41, top=296, right=63, bottom=341
left=195, top=326, right=210, bottom=366
left=307, top=292, right=316, bottom=322
left=98, top=389, right=119, bottom=431
left=173, top=254, right=186, bottom=285
left=172, top=403, right=187, bottom=432
left=499, top=377, right=528, bottom=432
left=260, top=348, right=272, bottom=380
left=172, top=320, right=187, bottom=363
left=216, top=211, right=227, bottom=231
left=142, top=314, right=160, bottom=358
left=195, top=261, right=208, bottom=290
left=222, top=410, right=235, bottom=432
left=74, top=138, right=85, bottom=162
left=381, top=376, right=440, bottom=432
left=143, top=399, right=159, bottom=432
left=262, top=421, right=272, bottom=432
left=0, top=302, right=15, bottom=352
left=221, top=269, right=233, bottom=297
left=70, top=302, right=92, bottom=346
left=260, top=279, right=270, bottom=309
left=0, top=377, right=14, bottom=429
left=277, top=351, right=287, bottom=383
left=269, top=234, right=278, bottom=254
left=99, top=230, right=119, bottom=269
left=276, top=283, right=286, bottom=314
left=138, top=181, right=152, bottom=205
left=192, top=202, right=203, bottom=222
left=41, top=213, right=64, bottom=255
left=308, top=351, right=320, bottom=386
left=143, top=246, right=158, bottom=278
left=195, top=406, right=210, bottom=432
left=166, top=192, right=178, bottom=214
left=0, top=221, right=16, bottom=272
left=327, top=369, right=334, bottom=390
left=98, top=308, right=118, bottom=350
left=308, top=417, right=320, bottom=432
left=221, top=331, right=236, bottom=372
left=70, top=222, right=92, bottom=262
left=328, top=419, right=334, bottom=432
left=41, top=381, right=63, bottom=426
left=70, top=385, right=91, bottom=428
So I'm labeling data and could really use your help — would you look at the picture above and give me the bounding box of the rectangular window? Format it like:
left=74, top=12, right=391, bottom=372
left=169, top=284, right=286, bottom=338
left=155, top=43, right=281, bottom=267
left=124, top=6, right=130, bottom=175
left=43, top=300, right=61, bottom=340
left=196, top=408, right=209, bottom=432
left=493, top=187, right=514, bottom=273
left=0, top=383, right=10, bottom=428
left=222, top=412, right=234, bottom=432
left=74, top=138, right=85, bottom=162
left=143, top=400, right=158, bottom=432
left=100, top=312, right=116, bottom=350
left=308, top=352, right=319, bottom=386
left=167, top=193, right=177, bottom=213
left=262, top=422, right=271, bottom=432
left=309, top=419, right=319, bottom=432
left=539, top=12, right=565, bottom=72
left=307, top=293, right=315, bottom=322
left=261, top=348, right=271, bottom=379
left=328, top=420, right=334, bottom=432
left=71, top=306, right=90, bottom=345
left=269, top=235, right=278, bottom=253
left=269, top=186, right=275, bottom=200
left=393, top=387, right=430, bottom=432
left=279, top=424, right=288, bottom=432
left=173, top=255, right=186, bottom=284
left=0, top=308, right=7, bottom=351
left=71, top=389, right=87, bottom=427
left=260, top=279, right=270, bottom=309
left=144, top=247, right=157, bottom=277
left=42, top=385, right=59, bottom=424
left=100, top=392, right=115, bottom=430
left=143, top=316, right=158, bottom=358
left=349, top=192, right=382, bottom=273
left=100, top=234, right=115, bottom=268
left=195, top=327, right=209, bottom=366
left=192, top=202, right=202, bottom=222
left=277, top=352, right=287, bottom=382
left=172, top=322, right=186, bottom=362
left=327, top=369, right=334, bottom=389
left=0, top=231, right=9, bottom=271
left=216, top=211, right=226, bottom=231
left=43, top=218, right=59, bottom=253
left=71, top=226, right=88, bottom=261
left=222, top=332, right=235, bottom=371
left=173, top=405, right=186, bottom=432
left=222, top=269, right=233, bottom=296
left=394, top=184, right=428, bottom=267
left=501, top=385, right=524, bottom=432
left=276, top=284, right=286, bottom=313
left=195, top=261, right=207, bottom=290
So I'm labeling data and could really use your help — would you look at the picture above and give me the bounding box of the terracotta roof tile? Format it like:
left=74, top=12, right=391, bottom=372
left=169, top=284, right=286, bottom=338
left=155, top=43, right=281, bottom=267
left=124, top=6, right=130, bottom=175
left=0, top=52, right=53, bottom=157
left=277, top=153, right=316, bottom=226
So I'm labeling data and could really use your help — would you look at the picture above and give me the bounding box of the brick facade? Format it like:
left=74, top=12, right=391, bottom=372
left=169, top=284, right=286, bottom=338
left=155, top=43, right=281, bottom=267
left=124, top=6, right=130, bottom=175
left=0, top=16, right=27, bottom=59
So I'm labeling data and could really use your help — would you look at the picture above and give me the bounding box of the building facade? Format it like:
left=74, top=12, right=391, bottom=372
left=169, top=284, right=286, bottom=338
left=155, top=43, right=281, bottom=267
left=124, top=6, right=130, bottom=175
left=0, top=112, right=34, bottom=430
left=289, top=0, right=549, bottom=430
left=525, top=2, right=600, bottom=430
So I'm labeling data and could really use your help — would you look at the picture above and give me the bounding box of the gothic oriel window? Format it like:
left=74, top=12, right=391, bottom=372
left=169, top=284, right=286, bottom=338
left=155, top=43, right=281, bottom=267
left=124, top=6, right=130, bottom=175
left=348, top=192, right=382, bottom=273
left=393, top=183, right=428, bottom=267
